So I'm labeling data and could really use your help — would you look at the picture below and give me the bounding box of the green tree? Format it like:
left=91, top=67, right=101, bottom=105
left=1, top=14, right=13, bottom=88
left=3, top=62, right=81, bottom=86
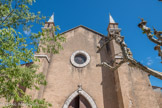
left=0, top=0, right=65, bottom=108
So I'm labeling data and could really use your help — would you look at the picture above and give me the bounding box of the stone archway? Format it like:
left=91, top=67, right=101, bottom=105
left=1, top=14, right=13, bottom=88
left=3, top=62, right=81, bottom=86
left=63, top=86, right=97, bottom=108
left=68, top=95, right=91, bottom=108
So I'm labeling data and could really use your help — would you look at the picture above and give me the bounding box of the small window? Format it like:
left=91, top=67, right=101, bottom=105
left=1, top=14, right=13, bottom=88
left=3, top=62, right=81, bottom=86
left=71, top=50, right=90, bottom=68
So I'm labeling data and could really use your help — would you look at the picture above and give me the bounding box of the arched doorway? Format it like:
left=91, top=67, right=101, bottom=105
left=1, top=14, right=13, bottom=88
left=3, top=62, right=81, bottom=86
left=68, top=95, right=92, bottom=108
left=63, top=86, right=97, bottom=108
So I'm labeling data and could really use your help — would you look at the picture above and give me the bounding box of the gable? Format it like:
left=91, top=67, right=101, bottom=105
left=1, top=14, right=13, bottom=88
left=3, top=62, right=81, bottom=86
left=60, top=25, right=106, bottom=37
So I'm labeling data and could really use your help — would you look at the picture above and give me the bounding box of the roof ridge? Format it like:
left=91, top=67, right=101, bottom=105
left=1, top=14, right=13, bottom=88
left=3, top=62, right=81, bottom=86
left=60, top=25, right=106, bottom=37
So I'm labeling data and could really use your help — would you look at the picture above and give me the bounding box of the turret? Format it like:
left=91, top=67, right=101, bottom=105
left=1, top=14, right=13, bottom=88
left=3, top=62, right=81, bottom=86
left=44, top=13, right=55, bottom=29
left=107, top=13, right=121, bottom=36
left=30, top=13, right=55, bottom=99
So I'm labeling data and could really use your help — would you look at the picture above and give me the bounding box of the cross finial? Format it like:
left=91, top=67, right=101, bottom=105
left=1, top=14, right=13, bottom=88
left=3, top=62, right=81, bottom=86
left=77, top=84, right=82, bottom=92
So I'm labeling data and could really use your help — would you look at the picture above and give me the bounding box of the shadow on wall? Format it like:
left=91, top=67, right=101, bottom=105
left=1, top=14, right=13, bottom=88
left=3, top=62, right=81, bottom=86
left=98, top=37, right=119, bottom=108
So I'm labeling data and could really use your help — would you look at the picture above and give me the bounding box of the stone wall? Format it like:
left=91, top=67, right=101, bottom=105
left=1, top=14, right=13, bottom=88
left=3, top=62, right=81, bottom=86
left=42, top=26, right=119, bottom=108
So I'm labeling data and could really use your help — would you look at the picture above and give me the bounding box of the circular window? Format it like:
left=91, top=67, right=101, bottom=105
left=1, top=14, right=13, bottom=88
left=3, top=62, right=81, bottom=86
left=74, top=54, right=87, bottom=64
left=71, top=50, right=90, bottom=68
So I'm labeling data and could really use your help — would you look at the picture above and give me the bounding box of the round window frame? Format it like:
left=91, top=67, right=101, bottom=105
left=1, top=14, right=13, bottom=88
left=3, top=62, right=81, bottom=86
left=71, top=50, right=90, bottom=68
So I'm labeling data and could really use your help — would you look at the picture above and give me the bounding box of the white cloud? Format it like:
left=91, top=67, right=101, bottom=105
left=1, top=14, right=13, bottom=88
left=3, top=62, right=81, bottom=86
left=23, top=29, right=31, bottom=36
left=156, top=56, right=161, bottom=60
left=146, top=57, right=153, bottom=66
left=140, top=60, right=144, bottom=64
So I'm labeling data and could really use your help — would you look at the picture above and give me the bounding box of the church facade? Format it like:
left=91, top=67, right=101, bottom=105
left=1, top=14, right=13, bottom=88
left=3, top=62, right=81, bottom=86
left=26, top=14, right=162, bottom=108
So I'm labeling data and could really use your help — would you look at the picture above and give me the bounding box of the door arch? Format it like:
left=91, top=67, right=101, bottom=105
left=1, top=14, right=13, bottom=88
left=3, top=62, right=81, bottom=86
left=63, top=87, right=97, bottom=108
left=68, top=95, right=91, bottom=108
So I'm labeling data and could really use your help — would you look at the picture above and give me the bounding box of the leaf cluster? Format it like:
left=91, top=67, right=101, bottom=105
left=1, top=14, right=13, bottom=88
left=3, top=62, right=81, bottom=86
left=0, top=0, right=65, bottom=107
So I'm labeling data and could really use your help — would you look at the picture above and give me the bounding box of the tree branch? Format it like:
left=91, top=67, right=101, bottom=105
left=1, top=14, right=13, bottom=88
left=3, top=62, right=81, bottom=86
left=0, top=0, right=19, bottom=24
left=96, top=60, right=126, bottom=71
left=96, top=29, right=162, bottom=80
left=97, top=36, right=114, bottom=53
left=138, top=18, right=162, bottom=62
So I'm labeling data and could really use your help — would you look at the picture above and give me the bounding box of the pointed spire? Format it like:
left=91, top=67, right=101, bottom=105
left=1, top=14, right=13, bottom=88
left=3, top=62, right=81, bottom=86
left=107, top=13, right=121, bottom=32
left=48, top=13, right=54, bottom=22
left=44, top=13, right=55, bottom=29
left=109, top=13, right=115, bottom=23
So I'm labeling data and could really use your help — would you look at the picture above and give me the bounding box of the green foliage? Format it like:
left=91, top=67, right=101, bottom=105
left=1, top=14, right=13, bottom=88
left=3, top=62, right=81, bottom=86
left=0, top=0, right=65, bottom=107
left=37, top=26, right=66, bottom=54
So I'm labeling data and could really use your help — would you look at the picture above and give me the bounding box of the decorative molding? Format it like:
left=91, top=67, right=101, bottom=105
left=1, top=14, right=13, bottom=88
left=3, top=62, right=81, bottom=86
left=115, top=56, right=123, bottom=59
left=34, top=54, right=50, bottom=63
left=109, top=28, right=121, bottom=32
left=63, top=86, right=97, bottom=108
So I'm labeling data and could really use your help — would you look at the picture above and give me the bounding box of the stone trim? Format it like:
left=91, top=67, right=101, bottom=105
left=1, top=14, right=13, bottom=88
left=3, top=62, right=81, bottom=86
left=70, top=50, right=90, bottom=68
left=63, top=87, right=97, bottom=108
left=34, top=54, right=50, bottom=63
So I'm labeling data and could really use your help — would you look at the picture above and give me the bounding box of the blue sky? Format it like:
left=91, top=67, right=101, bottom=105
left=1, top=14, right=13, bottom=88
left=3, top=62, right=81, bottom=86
left=27, top=0, right=162, bottom=87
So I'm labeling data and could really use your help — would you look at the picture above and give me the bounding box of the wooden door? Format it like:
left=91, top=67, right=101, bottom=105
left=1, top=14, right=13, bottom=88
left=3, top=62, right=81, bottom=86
left=68, top=95, right=92, bottom=108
